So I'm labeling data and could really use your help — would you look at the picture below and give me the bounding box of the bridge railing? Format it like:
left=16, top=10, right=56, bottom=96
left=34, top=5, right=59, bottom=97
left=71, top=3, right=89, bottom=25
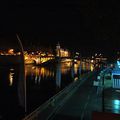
left=22, top=71, right=94, bottom=120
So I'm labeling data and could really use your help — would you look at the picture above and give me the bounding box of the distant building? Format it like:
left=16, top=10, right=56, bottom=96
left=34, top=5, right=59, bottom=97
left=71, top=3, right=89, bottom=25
left=56, top=43, right=70, bottom=57
left=56, top=42, right=61, bottom=57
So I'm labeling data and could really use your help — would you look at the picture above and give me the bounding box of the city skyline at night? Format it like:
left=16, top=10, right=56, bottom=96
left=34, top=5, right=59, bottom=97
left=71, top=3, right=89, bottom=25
left=0, top=0, right=120, bottom=59
left=1, top=1, right=120, bottom=119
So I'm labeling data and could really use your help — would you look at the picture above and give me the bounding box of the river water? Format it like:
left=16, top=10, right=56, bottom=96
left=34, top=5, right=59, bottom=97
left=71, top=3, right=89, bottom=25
left=0, top=61, right=94, bottom=120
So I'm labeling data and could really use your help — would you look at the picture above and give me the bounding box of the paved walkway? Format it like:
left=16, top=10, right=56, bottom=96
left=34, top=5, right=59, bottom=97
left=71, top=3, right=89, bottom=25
left=49, top=70, right=120, bottom=120
left=49, top=71, right=102, bottom=120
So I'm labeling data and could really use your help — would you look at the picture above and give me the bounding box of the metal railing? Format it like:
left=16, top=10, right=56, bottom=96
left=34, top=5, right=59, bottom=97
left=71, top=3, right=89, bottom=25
left=23, top=71, right=94, bottom=120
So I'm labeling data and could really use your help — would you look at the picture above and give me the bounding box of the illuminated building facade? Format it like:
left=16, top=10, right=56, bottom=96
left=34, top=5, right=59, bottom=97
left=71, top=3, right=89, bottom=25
left=56, top=43, right=70, bottom=57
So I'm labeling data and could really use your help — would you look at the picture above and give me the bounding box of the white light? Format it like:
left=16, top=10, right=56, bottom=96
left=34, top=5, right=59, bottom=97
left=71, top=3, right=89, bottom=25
left=113, top=100, right=120, bottom=105
left=117, top=61, right=120, bottom=65
left=117, top=61, right=120, bottom=68
left=74, top=59, right=77, bottom=62
left=112, top=99, right=120, bottom=113
left=91, top=60, right=94, bottom=63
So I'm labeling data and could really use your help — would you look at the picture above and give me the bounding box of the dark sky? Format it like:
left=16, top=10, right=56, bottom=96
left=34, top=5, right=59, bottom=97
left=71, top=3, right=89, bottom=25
left=0, top=0, right=120, bottom=56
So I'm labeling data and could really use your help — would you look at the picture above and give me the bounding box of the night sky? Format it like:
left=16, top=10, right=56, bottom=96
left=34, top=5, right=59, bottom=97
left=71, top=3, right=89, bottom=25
left=0, top=0, right=120, bottom=56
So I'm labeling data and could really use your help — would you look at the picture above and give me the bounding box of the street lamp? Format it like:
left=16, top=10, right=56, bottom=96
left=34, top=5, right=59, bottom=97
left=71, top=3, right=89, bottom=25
left=100, top=70, right=105, bottom=112
left=16, top=34, right=27, bottom=114
left=102, top=73, right=105, bottom=112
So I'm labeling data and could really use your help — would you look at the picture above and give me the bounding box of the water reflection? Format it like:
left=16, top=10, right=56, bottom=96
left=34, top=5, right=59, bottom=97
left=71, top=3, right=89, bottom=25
left=90, top=64, right=94, bottom=71
left=56, top=59, right=61, bottom=88
left=82, top=62, right=94, bottom=72
left=0, top=65, right=26, bottom=120
left=25, top=65, right=55, bottom=83
left=0, top=60, right=95, bottom=119
left=25, top=61, right=95, bottom=86
left=9, top=70, right=14, bottom=86
left=74, top=64, right=79, bottom=74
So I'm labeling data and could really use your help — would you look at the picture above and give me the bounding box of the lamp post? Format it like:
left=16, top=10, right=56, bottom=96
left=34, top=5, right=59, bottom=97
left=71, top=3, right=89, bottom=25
left=78, top=54, right=82, bottom=79
left=100, top=71, right=105, bottom=112
left=56, top=56, right=61, bottom=88
left=16, top=34, right=27, bottom=114
left=102, top=73, right=105, bottom=112
left=71, top=52, right=75, bottom=80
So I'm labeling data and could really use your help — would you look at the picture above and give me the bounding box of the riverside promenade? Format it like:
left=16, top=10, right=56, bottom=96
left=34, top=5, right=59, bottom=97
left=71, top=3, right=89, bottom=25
left=23, top=68, right=120, bottom=120
left=49, top=70, right=101, bottom=120
left=49, top=68, right=120, bottom=120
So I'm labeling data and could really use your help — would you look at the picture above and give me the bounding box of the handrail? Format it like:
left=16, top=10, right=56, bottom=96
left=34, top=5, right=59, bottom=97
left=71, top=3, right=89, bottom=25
left=23, top=71, right=94, bottom=120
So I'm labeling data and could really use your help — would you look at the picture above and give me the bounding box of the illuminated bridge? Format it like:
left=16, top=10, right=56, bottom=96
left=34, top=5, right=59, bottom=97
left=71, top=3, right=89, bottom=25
left=24, top=54, right=55, bottom=65
left=24, top=54, right=81, bottom=65
left=24, top=54, right=104, bottom=69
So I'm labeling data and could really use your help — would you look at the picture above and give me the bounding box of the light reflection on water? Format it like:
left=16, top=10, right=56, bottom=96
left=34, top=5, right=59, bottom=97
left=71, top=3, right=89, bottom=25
left=24, top=61, right=94, bottom=112
left=1, top=61, right=95, bottom=118
left=24, top=61, right=94, bottom=88
left=21, top=61, right=94, bottom=87
left=9, top=68, right=14, bottom=86
left=6, top=61, right=94, bottom=87
left=25, top=66, right=55, bottom=79
left=26, top=62, right=91, bottom=76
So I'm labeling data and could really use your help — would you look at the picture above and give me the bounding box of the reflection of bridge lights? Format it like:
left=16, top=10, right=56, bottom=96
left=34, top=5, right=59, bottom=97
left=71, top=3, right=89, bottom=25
left=74, top=77, right=78, bottom=81
left=9, top=72, right=14, bottom=86
left=74, top=64, right=78, bottom=74
left=32, top=66, right=35, bottom=69
left=82, top=63, right=86, bottom=70
left=90, top=64, right=94, bottom=71
left=41, top=67, right=45, bottom=76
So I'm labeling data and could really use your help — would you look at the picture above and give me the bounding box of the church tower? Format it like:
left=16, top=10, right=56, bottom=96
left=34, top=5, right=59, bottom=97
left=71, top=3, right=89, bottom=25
left=56, top=42, right=61, bottom=57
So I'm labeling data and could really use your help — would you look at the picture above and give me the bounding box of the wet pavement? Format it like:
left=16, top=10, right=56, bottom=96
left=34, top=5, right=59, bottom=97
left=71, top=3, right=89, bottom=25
left=49, top=70, right=120, bottom=120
